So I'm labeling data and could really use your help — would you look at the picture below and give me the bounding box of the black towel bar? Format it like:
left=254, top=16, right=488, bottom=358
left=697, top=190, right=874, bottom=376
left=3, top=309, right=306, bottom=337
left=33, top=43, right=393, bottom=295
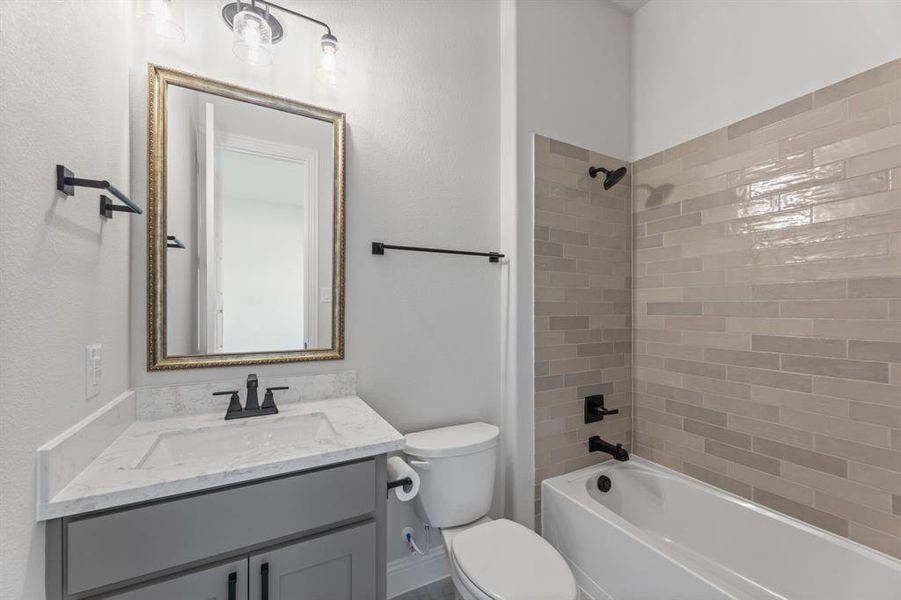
left=57, top=164, right=142, bottom=218
left=372, top=242, right=504, bottom=263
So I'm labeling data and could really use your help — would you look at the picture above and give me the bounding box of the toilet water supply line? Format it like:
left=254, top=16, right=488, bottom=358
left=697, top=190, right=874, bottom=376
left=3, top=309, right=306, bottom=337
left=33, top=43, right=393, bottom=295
left=405, top=524, right=432, bottom=556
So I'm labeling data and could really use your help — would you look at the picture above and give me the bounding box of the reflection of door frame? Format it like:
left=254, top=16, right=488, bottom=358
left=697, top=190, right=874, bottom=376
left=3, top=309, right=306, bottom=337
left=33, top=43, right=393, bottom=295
left=216, top=132, right=319, bottom=349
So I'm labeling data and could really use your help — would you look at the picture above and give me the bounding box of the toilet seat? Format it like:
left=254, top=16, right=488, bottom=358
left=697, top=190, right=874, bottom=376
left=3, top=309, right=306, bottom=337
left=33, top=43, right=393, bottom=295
left=448, top=519, right=578, bottom=600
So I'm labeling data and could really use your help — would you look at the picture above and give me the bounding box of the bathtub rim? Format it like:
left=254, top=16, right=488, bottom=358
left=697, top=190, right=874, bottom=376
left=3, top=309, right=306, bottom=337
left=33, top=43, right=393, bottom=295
left=541, top=456, right=901, bottom=570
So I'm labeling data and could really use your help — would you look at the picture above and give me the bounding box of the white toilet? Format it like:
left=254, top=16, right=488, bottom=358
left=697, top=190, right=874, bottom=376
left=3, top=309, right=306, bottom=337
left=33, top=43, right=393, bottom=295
left=404, top=422, right=578, bottom=600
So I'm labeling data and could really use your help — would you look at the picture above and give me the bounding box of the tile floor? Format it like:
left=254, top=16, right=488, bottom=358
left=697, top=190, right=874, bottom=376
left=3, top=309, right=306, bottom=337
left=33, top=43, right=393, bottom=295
left=393, top=577, right=456, bottom=600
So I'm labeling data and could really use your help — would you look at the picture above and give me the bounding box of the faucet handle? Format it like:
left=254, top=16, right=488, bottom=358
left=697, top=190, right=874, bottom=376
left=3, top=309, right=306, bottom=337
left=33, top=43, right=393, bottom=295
left=261, top=386, right=288, bottom=414
left=214, top=391, right=243, bottom=420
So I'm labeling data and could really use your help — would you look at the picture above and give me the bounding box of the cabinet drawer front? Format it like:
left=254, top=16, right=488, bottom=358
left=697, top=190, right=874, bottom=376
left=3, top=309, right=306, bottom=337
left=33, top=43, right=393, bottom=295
left=66, top=459, right=375, bottom=595
left=104, top=559, right=248, bottom=600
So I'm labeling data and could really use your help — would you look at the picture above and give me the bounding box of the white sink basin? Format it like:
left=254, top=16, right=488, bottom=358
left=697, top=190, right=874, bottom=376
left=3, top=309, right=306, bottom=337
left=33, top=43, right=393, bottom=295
left=138, top=413, right=336, bottom=469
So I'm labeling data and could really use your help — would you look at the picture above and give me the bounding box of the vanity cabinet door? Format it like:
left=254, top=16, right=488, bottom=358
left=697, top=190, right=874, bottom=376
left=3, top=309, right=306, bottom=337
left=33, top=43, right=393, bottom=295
left=249, top=521, right=376, bottom=600
left=103, top=559, right=248, bottom=600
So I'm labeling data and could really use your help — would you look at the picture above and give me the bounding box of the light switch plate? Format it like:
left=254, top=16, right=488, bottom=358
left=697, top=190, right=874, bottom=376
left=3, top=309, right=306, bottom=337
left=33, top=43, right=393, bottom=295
left=85, top=344, right=101, bottom=400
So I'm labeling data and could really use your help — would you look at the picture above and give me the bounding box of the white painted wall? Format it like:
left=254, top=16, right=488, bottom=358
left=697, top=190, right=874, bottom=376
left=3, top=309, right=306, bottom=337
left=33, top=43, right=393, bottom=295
left=500, top=0, right=632, bottom=528
left=128, top=0, right=502, bottom=563
left=632, top=0, right=901, bottom=159
left=0, top=2, right=132, bottom=598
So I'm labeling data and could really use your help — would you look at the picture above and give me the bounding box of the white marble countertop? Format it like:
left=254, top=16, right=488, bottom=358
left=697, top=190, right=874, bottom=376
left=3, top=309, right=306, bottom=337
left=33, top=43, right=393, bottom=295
left=37, top=396, right=404, bottom=520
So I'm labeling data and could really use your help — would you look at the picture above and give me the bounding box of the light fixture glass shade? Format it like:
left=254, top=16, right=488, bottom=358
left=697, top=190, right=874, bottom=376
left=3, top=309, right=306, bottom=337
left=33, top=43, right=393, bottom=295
left=140, top=0, right=185, bottom=42
left=317, top=34, right=341, bottom=88
left=232, top=7, right=273, bottom=66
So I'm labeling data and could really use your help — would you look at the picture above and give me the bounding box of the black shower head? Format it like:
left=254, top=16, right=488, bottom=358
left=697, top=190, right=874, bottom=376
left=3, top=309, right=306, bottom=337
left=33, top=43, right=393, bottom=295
left=588, top=165, right=628, bottom=190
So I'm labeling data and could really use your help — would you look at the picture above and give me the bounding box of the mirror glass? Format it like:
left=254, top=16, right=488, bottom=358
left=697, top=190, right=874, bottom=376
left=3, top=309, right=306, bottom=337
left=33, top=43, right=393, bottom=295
left=148, top=66, right=344, bottom=369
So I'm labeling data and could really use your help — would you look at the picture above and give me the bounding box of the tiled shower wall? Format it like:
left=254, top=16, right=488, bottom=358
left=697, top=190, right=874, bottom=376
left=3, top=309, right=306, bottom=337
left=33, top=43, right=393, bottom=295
left=534, top=135, right=632, bottom=523
left=632, top=58, right=901, bottom=557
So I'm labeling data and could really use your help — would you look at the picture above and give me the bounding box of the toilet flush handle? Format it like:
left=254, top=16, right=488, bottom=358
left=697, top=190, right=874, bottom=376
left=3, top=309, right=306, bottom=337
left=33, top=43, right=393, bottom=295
left=408, top=459, right=430, bottom=470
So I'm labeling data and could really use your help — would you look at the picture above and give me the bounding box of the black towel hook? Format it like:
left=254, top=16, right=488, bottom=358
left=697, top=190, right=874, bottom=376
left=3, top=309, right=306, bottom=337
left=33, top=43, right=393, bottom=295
left=56, top=164, right=142, bottom=219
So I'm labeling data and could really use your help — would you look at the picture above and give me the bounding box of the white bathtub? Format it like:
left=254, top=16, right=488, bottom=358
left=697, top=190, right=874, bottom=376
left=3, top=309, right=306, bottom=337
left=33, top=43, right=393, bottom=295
left=541, top=457, right=901, bottom=600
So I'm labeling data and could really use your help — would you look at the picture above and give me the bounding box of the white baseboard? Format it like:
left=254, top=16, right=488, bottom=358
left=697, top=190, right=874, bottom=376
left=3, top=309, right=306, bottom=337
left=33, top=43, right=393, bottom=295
left=386, top=545, right=450, bottom=598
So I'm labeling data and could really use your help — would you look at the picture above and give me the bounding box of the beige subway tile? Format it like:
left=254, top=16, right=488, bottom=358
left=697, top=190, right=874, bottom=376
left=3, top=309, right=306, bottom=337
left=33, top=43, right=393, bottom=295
left=814, top=58, right=901, bottom=105
left=682, top=187, right=751, bottom=213
left=780, top=105, right=891, bottom=156
left=781, top=354, right=890, bottom=383
left=634, top=327, right=682, bottom=344
left=725, top=208, right=812, bottom=236
left=702, top=144, right=779, bottom=179
left=683, top=462, right=752, bottom=498
left=548, top=316, right=589, bottom=330
left=849, top=522, right=901, bottom=560
left=851, top=401, right=901, bottom=428
left=645, top=382, right=703, bottom=405
left=754, top=210, right=901, bottom=250
left=751, top=335, right=846, bottom=358
left=635, top=366, right=684, bottom=388
left=666, top=399, right=727, bottom=426
left=664, top=271, right=728, bottom=288
left=645, top=342, right=704, bottom=361
left=535, top=301, right=578, bottom=316
left=732, top=256, right=899, bottom=285
left=815, top=435, right=901, bottom=474
left=643, top=419, right=705, bottom=451
left=726, top=151, right=813, bottom=188
left=647, top=302, right=702, bottom=316
left=728, top=365, right=812, bottom=393
left=783, top=461, right=892, bottom=512
left=548, top=357, right=592, bottom=375
left=704, top=394, right=780, bottom=422
left=729, top=95, right=814, bottom=139
left=665, top=358, right=726, bottom=379
left=751, top=280, right=847, bottom=300
left=815, top=492, right=901, bottom=538
left=780, top=172, right=889, bottom=210
left=704, top=348, right=780, bottom=370
left=813, top=319, right=901, bottom=343
left=850, top=462, right=901, bottom=495
left=646, top=213, right=703, bottom=236
left=750, top=101, right=847, bottom=148
left=632, top=151, right=665, bottom=174
left=747, top=161, right=844, bottom=198
left=668, top=443, right=729, bottom=474
left=702, top=197, right=780, bottom=226
left=681, top=132, right=751, bottom=170
left=704, top=439, right=781, bottom=475
left=850, top=79, right=901, bottom=115
left=704, top=301, right=780, bottom=317
left=813, top=123, right=901, bottom=165
left=636, top=244, right=682, bottom=263
left=728, top=462, right=814, bottom=505
left=548, top=138, right=589, bottom=161
left=684, top=419, right=751, bottom=449
left=730, top=414, right=814, bottom=449
left=781, top=299, right=888, bottom=319
left=683, top=285, right=752, bottom=301
left=681, top=331, right=752, bottom=350
left=849, top=340, right=901, bottom=363
left=683, top=374, right=752, bottom=399
left=753, top=488, right=847, bottom=536
left=755, top=436, right=847, bottom=476
left=846, top=145, right=901, bottom=178
left=663, top=127, right=729, bottom=163
left=781, top=408, right=892, bottom=448
left=812, top=376, right=901, bottom=406
left=813, top=189, right=901, bottom=223
left=752, top=386, right=849, bottom=417
left=665, top=315, right=726, bottom=332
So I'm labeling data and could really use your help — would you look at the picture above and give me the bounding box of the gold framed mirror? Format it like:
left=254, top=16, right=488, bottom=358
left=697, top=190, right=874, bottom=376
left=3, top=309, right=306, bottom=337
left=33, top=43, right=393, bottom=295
left=147, top=64, right=345, bottom=370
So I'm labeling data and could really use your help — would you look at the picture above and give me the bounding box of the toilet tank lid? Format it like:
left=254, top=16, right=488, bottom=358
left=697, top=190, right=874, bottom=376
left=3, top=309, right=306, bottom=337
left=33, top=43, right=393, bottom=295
left=404, top=422, right=499, bottom=458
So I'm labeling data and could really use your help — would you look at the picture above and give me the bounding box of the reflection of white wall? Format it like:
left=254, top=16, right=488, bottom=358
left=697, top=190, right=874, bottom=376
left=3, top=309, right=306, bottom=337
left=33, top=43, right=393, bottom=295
left=222, top=196, right=305, bottom=352
left=165, top=86, right=199, bottom=355
left=220, top=150, right=305, bottom=352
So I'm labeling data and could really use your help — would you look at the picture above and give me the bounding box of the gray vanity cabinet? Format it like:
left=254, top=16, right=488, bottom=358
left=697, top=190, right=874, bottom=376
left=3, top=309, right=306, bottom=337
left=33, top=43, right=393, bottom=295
left=249, top=522, right=376, bottom=600
left=46, top=457, right=387, bottom=600
left=104, top=559, right=248, bottom=600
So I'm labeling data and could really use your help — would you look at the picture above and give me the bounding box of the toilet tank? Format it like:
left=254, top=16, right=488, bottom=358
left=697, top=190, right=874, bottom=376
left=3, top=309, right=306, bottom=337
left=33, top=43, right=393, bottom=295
left=403, top=422, right=499, bottom=528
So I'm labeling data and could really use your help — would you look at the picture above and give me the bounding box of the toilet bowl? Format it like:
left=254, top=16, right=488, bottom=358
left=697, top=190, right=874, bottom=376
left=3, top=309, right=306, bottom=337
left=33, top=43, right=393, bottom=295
left=404, top=423, right=578, bottom=600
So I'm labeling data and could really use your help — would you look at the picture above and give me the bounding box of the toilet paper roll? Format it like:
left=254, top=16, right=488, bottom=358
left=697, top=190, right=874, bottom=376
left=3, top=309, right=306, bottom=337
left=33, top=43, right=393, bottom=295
left=387, top=456, right=420, bottom=502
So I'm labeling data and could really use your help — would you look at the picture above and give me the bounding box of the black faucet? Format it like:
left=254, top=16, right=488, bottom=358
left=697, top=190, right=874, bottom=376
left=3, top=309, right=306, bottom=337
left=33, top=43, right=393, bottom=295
left=216, top=374, right=288, bottom=420
left=588, top=435, right=630, bottom=461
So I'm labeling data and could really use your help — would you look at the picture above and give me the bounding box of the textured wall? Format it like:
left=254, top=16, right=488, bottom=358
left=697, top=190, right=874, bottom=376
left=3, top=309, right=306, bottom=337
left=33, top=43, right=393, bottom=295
left=633, top=58, right=901, bottom=557
left=632, top=0, right=901, bottom=158
left=534, top=135, right=632, bottom=525
left=0, top=2, right=132, bottom=598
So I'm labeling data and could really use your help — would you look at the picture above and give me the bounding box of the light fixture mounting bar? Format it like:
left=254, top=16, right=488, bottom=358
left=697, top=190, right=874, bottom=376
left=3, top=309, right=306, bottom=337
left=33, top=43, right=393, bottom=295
left=253, top=0, right=333, bottom=35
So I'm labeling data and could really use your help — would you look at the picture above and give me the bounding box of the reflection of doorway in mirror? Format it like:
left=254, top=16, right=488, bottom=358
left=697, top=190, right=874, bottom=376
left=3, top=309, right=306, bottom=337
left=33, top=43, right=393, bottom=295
left=201, top=131, right=319, bottom=354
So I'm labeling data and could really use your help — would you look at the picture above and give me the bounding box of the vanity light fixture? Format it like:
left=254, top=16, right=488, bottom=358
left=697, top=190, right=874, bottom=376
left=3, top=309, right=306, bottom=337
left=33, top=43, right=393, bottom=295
left=222, top=0, right=340, bottom=85
left=139, top=0, right=186, bottom=43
